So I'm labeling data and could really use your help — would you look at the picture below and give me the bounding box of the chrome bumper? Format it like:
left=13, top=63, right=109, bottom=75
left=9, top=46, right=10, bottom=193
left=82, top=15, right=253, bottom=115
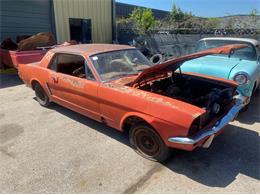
left=168, top=93, right=247, bottom=145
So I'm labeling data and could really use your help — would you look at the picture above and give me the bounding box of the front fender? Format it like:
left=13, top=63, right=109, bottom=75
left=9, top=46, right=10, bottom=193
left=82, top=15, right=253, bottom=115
left=120, top=109, right=197, bottom=146
left=120, top=112, right=157, bottom=131
left=228, top=60, right=259, bottom=96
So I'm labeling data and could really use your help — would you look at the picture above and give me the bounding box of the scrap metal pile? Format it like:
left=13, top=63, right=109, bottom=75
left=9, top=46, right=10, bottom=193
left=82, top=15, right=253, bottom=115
left=0, top=32, right=77, bottom=69
left=0, top=32, right=56, bottom=51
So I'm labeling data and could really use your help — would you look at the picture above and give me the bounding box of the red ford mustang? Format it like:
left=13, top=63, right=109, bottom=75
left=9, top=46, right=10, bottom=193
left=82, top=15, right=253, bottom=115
left=18, top=44, right=246, bottom=162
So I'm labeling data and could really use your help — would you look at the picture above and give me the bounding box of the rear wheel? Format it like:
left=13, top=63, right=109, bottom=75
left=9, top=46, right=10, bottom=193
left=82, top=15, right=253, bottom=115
left=34, top=82, right=50, bottom=107
left=129, top=123, right=170, bottom=162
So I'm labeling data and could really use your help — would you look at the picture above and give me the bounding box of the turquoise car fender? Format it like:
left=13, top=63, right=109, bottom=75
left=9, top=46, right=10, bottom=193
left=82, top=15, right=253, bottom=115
left=228, top=60, right=260, bottom=97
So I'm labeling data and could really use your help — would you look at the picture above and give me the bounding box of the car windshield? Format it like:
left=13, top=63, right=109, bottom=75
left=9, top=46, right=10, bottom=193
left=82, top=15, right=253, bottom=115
left=91, top=49, right=152, bottom=81
left=196, top=40, right=257, bottom=61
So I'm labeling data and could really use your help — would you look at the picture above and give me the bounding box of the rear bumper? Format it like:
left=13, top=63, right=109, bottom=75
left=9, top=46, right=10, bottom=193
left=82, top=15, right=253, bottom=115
left=168, top=93, right=247, bottom=147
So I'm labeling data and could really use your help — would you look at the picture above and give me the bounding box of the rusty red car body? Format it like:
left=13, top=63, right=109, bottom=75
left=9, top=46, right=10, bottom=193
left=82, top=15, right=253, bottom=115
left=18, top=44, right=247, bottom=161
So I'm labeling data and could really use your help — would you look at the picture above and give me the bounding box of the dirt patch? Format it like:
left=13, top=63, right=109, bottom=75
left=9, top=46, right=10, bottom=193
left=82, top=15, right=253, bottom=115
left=123, top=163, right=163, bottom=193
left=0, top=124, right=24, bottom=144
left=0, top=113, right=5, bottom=119
left=0, top=145, right=15, bottom=158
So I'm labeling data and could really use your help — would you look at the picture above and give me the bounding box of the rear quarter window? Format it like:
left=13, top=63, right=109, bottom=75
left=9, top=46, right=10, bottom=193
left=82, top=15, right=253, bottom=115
left=48, top=53, right=95, bottom=80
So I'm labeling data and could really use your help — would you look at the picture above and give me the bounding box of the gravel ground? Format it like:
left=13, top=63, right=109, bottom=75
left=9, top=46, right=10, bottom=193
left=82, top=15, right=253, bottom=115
left=0, top=74, right=259, bottom=193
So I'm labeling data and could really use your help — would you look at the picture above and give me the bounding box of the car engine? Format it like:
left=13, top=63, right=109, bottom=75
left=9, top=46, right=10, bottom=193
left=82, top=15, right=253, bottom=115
left=140, top=73, right=236, bottom=117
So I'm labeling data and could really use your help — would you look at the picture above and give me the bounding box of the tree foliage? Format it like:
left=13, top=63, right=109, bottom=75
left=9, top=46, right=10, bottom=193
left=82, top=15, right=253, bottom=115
left=162, top=4, right=220, bottom=29
left=170, top=4, right=193, bottom=22
left=117, top=3, right=259, bottom=33
left=250, top=9, right=259, bottom=16
left=129, top=8, right=157, bottom=35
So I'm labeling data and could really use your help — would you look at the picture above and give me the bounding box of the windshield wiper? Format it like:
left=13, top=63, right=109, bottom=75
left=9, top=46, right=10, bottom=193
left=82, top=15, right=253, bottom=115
left=137, top=68, right=146, bottom=72
left=109, top=72, right=138, bottom=80
left=133, top=63, right=150, bottom=72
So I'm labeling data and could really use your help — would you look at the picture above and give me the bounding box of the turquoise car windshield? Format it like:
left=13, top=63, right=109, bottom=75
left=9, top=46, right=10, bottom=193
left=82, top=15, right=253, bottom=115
left=196, top=40, right=257, bottom=61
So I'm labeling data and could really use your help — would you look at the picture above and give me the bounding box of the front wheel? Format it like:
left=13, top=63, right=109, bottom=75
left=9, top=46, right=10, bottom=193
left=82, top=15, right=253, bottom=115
left=129, top=123, right=170, bottom=162
left=34, top=83, right=50, bottom=107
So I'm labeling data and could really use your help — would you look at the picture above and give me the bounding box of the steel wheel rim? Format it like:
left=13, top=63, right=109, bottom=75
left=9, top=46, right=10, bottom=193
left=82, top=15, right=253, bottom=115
left=134, top=128, right=160, bottom=157
left=36, top=85, right=46, bottom=101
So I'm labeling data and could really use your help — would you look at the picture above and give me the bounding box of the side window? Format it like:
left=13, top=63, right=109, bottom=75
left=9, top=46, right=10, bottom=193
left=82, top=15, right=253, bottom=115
left=48, top=55, right=58, bottom=71
left=48, top=53, right=95, bottom=81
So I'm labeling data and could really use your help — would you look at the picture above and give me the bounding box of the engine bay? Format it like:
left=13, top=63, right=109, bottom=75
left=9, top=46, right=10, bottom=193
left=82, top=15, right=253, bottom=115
left=138, top=72, right=236, bottom=116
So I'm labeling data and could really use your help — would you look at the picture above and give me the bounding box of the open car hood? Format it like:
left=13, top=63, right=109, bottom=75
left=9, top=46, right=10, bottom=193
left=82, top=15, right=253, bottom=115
left=131, top=44, right=248, bottom=86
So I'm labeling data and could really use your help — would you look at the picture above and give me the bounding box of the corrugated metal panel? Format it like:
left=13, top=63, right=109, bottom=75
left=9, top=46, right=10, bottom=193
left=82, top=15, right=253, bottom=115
left=53, top=0, right=112, bottom=43
left=116, top=2, right=169, bottom=20
left=0, top=0, right=54, bottom=42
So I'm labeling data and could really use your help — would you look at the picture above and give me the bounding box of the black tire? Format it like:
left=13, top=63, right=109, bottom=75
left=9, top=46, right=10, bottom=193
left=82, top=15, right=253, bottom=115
left=240, top=104, right=249, bottom=112
left=150, top=54, right=163, bottom=64
left=34, top=82, right=50, bottom=107
left=129, top=122, right=170, bottom=162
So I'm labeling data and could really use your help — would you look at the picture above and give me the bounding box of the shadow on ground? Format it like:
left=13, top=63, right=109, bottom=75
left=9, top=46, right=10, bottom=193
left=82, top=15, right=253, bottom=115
left=236, top=88, right=260, bottom=124
left=42, top=88, right=259, bottom=188
left=0, top=73, right=23, bottom=89
left=166, top=90, right=260, bottom=187
left=164, top=124, right=260, bottom=187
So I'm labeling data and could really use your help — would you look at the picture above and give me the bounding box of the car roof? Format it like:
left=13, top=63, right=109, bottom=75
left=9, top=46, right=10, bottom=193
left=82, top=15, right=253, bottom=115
left=199, top=37, right=259, bottom=46
left=51, top=44, right=135, bottom=56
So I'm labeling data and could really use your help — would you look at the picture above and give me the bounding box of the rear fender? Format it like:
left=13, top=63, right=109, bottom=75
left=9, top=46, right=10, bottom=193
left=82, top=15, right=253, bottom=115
left=30, top=78, right=43, bottom=89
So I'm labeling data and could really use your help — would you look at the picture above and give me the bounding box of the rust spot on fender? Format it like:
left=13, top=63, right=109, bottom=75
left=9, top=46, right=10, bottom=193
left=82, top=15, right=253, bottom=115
left=104, top=83, right=181, bottom=109
left=103, top=83, right=147, bottom=98
left=146, top=96, right=179, bottom=109
left=104, top=83, right=203, bottom=118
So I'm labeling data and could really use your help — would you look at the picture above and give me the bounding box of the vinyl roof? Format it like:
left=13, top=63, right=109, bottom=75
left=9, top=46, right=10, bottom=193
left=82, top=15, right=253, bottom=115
left=51, top=44, right=135, bottom=56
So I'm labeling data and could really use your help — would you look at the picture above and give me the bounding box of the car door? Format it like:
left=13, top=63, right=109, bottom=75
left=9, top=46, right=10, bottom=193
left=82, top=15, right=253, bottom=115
left=48, top=53, right=100, bottom=121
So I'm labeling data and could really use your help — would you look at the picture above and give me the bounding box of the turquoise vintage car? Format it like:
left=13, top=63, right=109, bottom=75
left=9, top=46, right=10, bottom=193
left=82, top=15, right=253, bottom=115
left=181, top=37, right=260, bottom=106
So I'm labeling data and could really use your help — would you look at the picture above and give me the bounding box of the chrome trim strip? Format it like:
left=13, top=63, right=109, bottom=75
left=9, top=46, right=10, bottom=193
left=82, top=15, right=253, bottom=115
left=168, top=93, right=247, bottom=145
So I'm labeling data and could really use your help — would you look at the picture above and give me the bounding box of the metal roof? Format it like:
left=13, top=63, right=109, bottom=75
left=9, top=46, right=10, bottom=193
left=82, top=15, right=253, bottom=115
left=116, top=2, right=169, bottom=20
left=199, top=37, right=259, bottom=46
